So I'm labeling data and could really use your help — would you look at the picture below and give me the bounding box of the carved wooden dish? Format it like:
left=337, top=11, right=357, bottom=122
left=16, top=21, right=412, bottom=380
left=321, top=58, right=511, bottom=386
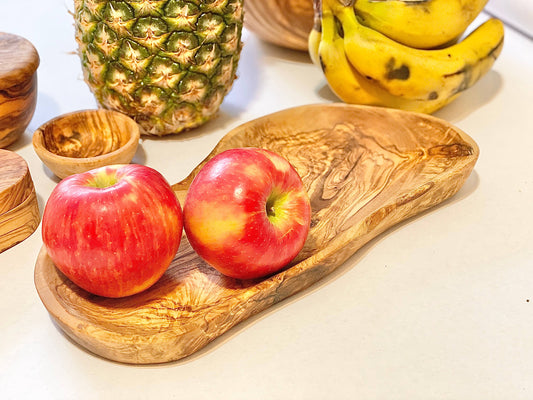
left=32, top=109, right=140, bottom=179
left=34, top=104, right=479, bottom=364
left=0, top=149, right=40, bottom=253
left=0, top=32, right=39, bottom=148
left=244, top=0, right=314, bottom=51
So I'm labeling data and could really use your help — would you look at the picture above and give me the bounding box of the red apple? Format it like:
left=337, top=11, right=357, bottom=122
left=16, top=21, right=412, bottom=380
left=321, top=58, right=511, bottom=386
left=42, top=164, right=183, bottom=298
left=183, top=147, right=311, bottom=280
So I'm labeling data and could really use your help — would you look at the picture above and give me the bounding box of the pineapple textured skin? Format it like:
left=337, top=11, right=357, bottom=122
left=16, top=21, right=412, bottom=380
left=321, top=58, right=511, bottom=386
left=74, top=0, right=244, bottom=136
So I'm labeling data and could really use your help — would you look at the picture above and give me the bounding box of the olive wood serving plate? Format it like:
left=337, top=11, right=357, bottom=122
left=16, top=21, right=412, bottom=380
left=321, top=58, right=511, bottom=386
left=34, top=104, right=479, bottom=364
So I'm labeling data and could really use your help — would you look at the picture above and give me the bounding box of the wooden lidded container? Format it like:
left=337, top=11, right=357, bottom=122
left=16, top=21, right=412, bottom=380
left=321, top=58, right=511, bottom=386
left=0, top=32, right=39, bottom=148
left=0, top=149, right=40, bottom=253
left=244, top=0, right=315, bottom=51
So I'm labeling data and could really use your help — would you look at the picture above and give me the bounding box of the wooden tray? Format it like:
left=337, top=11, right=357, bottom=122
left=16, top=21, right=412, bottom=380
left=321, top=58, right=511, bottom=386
left=0, top=149, right=40, bottom=253
left=34, top=104, right=479, bottom=364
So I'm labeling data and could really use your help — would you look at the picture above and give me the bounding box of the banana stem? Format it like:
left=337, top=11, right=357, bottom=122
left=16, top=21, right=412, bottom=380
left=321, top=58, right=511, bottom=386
left=312, top=0, right=322, bottom=31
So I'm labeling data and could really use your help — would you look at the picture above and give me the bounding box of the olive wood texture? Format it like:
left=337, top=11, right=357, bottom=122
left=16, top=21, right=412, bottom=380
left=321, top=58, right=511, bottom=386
left=0, top=149, right=40, bottom=253
left=245, top=0, right=314, bottom=51
left=34, top=104, right=479, bottom=364
left=32, top=109, right=140, bottom=179
left=0, top=32, right=39, bottom=148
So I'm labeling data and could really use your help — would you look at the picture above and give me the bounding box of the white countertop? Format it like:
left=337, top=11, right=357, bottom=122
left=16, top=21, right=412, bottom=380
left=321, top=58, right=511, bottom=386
left=1, top=2, right=533, bottom=399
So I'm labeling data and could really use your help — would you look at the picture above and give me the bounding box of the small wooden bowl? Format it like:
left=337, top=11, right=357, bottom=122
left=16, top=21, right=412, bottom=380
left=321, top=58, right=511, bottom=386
left=32, top=109, right=141, bottom=179
left=0, top=32, right=39, bottom=148
left=244, top=0, right=315, bottom=51
left=0, top=149, right=40, bottom=253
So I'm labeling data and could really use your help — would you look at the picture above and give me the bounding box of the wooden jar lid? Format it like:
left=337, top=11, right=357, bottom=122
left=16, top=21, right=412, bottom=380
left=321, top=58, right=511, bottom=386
left=0, top=149, right=40, bottom=253
left=0, top=32, right=39, bottom=148
left=0, top=32, right=39, bottom=91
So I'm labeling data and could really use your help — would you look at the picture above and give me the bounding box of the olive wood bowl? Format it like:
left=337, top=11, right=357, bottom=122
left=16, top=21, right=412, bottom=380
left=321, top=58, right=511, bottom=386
left=34, top=104, right=479, bottom=364
left=0, top=149, right=40, bottom=253
left=244, top=0, right=315, bottom=51
left=32, top=109, right=140, bottom=179
left=0, top=32, right=39, bottom=148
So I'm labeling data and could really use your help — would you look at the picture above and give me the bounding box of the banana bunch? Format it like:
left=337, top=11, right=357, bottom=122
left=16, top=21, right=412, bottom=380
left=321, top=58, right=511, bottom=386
left=309, top=0, right=504, bottom=114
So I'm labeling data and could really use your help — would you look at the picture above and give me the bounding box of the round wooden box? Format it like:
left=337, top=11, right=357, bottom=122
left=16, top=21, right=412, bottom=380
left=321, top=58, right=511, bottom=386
left=0, top=32, right=39, bottom=148
left=0, top=149, right=40, bottom=253
left=244, top=0, right=315, bottom=51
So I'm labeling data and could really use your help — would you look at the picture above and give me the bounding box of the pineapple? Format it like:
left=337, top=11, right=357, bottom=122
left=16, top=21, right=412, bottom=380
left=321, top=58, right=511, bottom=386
left=73, top=0, right=244, bottom=136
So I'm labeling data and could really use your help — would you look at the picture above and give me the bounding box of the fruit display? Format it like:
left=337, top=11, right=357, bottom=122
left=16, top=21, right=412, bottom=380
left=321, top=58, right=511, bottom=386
left=244, top=0, right=314, bottom=51
left=309, top=0, right=504, bottom=114
left=34, top=104, right=480, bottom=363
left=183, top=147, right=312, bottom=279
left=42, top=164, right=183, bottom=298
left=8, top=0, right=509, bottom=368
left=73, top=0, right=244, bottom=136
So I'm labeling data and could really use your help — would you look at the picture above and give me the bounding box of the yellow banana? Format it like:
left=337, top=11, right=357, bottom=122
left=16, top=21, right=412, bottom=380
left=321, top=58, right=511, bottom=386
left=317, top=3, right=460, bottom=113
left=318, top=8, right=377, bottom=104
left=353, top=0, right=489, bottom=49
left=308, top=1, right=323, bottom=66
left=308, top=27, right=322, bottom=66
left=332, top=2, right=504, bottom=101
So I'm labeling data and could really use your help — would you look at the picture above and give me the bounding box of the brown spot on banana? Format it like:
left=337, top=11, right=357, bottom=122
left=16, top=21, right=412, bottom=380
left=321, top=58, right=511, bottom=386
left=319, top=56, right=326, bottom=73
left=443, top=64, right=473, bottom=96
left=385, top=58, right=410, bottom=80
left=334, top=15, right=344, bottom=38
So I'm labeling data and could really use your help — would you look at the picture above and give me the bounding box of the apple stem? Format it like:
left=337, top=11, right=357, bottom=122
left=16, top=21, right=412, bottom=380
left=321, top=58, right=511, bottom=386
left=87, top=169, right=119, bottom=188
left=266, top=195, right=277, bottom=218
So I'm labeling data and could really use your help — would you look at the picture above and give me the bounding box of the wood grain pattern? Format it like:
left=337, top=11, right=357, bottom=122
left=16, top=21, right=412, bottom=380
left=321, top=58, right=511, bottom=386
left=32, top=109, right=140, bottom=179
left=0, top=150, right=34, bottom=214
left=34, top=104, right=479, bottom=364
left=244, top=0, right=314, bottom=51
left=0, top=32, right=39, bottom=148
left=0, top=149, right=40, bottom=253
